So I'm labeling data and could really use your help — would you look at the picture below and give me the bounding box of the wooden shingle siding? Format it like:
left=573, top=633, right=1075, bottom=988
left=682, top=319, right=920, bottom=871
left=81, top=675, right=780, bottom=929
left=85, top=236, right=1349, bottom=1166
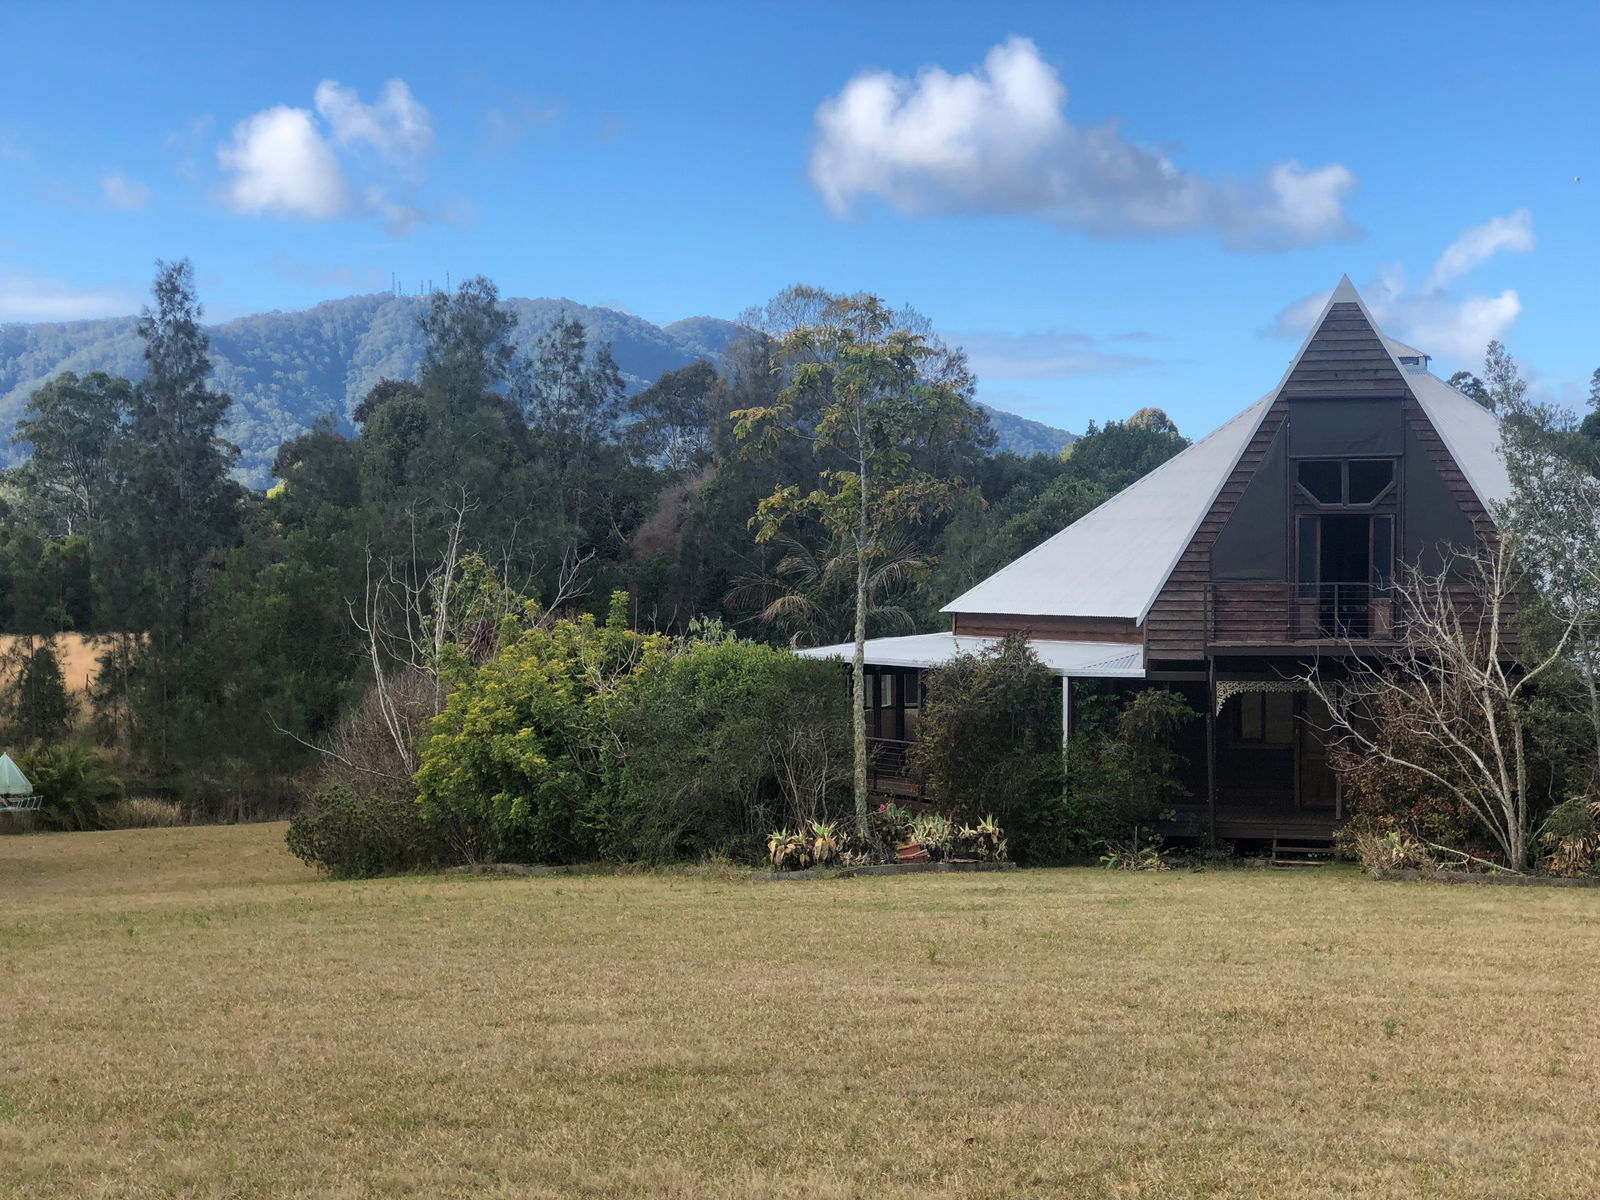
left=1209, top=584, right=1291, bottom=643
left=952, top=613, right=1143, bottom=644
left=1402, top=398, right=1496, bottom=538
left=1276, top=304, right=1411, bottom=399
left=1144, top=402, right=1290, bottom=659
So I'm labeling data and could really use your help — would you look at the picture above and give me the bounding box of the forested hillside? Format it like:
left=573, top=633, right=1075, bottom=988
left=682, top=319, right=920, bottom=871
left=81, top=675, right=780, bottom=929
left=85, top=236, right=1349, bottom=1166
left=0, top=294, right=1072, bottom=483
left=0, top=265, right=1176, bottom=851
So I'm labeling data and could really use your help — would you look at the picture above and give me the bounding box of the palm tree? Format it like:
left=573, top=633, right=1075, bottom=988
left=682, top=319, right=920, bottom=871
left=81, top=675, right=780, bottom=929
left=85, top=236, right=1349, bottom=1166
left=22, top=742, right=126, bottom=832
left=727, top=532, right=929, bottom=649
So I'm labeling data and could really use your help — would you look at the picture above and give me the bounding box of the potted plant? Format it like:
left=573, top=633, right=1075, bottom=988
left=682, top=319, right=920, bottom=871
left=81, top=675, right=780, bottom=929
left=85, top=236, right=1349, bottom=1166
left=909, top=812, right=954, bottom=863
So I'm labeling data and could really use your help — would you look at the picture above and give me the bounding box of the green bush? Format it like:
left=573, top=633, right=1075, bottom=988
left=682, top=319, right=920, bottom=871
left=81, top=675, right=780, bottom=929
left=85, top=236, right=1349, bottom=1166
left=1064, top=688, right=1197, bottom=852
left=414, top=595, right=669, bottom=864
left=601, top=636, right=849, bottom=862
left=285, top=786, right=448, bottom=878
left=912, top=635, right=1066, bottom=864
left=21, top=742, right=125, bottom=832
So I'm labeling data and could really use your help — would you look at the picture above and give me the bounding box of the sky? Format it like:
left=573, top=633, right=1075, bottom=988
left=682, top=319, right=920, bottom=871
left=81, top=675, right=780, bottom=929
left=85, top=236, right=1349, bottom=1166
left=1, top=0, right=1596, bottom=437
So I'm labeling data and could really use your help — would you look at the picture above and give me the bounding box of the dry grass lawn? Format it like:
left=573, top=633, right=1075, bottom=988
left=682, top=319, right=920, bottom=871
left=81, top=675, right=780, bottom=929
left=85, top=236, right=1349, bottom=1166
left=3, top=824, right=1600, bottom=1199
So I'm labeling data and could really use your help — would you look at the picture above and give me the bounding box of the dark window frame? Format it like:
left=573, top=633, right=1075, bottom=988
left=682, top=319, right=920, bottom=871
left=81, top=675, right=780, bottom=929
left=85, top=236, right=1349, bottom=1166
left=1293, top=457, right=1397, bottom=509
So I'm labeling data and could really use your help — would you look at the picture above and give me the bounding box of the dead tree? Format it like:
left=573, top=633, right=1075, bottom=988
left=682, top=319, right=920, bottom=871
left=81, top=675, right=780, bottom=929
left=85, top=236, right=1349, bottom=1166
left=1308, top=536, right=1576, bottom=871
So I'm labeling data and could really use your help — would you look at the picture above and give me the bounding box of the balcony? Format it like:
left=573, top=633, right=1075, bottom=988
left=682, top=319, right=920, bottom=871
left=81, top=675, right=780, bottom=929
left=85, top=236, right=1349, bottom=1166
left=1208, top=583, right=1399, bottom=646
left=867, top=737, right=922, bottom=800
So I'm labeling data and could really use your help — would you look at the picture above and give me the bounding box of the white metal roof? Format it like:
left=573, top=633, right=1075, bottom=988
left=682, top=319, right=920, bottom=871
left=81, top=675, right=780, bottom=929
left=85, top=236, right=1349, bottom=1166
left=1407, top=369, right=1510, bottom=510
left=796, top=633, right=1145, bottom=677
left=941, top=277, right=1508, bottom=623
left=940, top=394, right=1275, bottom=620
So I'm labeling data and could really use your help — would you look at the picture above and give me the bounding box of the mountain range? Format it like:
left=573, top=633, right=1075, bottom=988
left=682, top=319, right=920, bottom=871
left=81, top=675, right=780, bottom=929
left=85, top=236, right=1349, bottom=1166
left=0, top=293, right=1076, bottom=486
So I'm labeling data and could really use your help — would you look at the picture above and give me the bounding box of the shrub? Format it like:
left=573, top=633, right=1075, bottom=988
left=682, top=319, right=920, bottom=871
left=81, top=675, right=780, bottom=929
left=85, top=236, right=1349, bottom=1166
left=285, top=786, right=448, bottom=878
left=1065, top=688, right=1197, bottom=852
left=602, top=637, right=849, bottom=862
left=105, top=796, right=184, bottom=828
left=912, top=635, right=1066, bottom=863
left=1343, top=828, right=1434, bottom=873
left=21, top=742, right=125, bottom=832
left=1539, top=796, right=1600, bottom=877
left=415, top=595, right=669, bottom=864
left=1330, top=683, right=1501, bottom=863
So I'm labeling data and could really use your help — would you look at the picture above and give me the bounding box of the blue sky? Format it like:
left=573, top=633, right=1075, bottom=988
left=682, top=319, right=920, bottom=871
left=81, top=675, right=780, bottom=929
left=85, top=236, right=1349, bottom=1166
left=1, top=0, right=1595, bottom=436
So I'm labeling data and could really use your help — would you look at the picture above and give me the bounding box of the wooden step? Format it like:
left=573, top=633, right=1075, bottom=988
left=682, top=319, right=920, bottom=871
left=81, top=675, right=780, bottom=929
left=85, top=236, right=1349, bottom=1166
left=1272, top=838, right=1334, bottom=868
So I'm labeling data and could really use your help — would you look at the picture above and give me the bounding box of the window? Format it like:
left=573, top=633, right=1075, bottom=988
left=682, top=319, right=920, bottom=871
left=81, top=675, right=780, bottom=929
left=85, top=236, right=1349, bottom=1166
left=1348, top=460, right=1395, bottom=504
left=1232, top=692, right=1295, bottom=746
left=1295, top=459, right=1395, bottom=507
left=1297, top=460, right=1343, bottom=504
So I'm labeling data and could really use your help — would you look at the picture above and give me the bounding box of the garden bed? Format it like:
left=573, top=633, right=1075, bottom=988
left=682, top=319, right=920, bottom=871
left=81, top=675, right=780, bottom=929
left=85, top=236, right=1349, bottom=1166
left=754, top=860, right=1016, bottom=882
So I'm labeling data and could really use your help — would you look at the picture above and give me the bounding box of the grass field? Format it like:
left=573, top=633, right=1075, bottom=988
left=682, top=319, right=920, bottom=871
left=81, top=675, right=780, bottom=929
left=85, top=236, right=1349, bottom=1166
left=3, top=825, right=1600, bottom=1199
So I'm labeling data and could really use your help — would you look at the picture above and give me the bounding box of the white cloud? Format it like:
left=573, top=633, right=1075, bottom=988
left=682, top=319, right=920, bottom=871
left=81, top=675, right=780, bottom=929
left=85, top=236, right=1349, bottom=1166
left=811, top=37, right=1359, bottom=250
left=1422, top=208, right=1534, bottom=291
left=0, top=267, right=137, bottom=321
left=951, top=328, right=1158, bottom=380
left=482, top=93, right=562, bottom=151
left=314, top=79, right=435, bottom=165
left=1267, top=211, right=1536, bottom=364
left=216, top=80, right=437, bottom=233
left=218, top=105, right=350, bottom=219
left=100, top=171, right=153, bottom=211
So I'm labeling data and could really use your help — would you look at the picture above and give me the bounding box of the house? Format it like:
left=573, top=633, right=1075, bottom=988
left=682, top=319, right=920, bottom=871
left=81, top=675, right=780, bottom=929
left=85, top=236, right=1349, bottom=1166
left=800, top=278, right=1511, bottom=848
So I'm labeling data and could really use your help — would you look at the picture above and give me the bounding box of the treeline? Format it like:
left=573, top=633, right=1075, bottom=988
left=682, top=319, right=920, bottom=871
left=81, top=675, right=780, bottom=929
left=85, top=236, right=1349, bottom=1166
left=0, top=262, right=1187, bottom=820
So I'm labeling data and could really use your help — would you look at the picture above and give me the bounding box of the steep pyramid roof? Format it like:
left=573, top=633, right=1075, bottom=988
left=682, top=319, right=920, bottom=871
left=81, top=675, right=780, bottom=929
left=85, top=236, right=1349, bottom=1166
left=943, top=279, right=1508, bottom=622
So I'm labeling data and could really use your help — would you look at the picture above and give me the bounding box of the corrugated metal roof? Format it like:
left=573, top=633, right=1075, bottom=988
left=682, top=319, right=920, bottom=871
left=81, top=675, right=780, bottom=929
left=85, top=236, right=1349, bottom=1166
left=940, top=394, right=1274, bottom=620
left=1407, top=369, right=1510, bottom=510
left=796, top=633, right=1145, bottom=677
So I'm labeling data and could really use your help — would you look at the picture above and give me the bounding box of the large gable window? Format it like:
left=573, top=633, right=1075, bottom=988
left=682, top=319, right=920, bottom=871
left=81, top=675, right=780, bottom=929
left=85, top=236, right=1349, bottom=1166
left=1296, top=458, right=1395, bottom=507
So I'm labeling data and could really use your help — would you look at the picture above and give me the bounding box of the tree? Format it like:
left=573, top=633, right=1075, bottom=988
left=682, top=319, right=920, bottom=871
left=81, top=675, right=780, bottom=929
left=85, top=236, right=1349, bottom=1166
left=1482, top=340, right=1527, bottom=414
left=628, top=358, right=720, bottom=473
left=12, top=370, right=130, bottom=536
left=98, top=260, right=242, bottom=771
left=733, top=288, right=989, bottom=835
left=1309, top=540, right=1574, bottom=872
left=1448, top=370, right=1492, bottom=409
left=114, top=259, right=240, bottom=629
left=1589, top=367, right=1600, bottom=413
left=22, top=742, right=125, bottom=833
left=725, top=531, right=928, bottom=648
left=1497, top=368, right=1600, bottom=778
left=523, top=314, right=625, bottom=453
left=1060, top=413, right=1188, bottom=493
left=1063, top=687, right=1197, bottom=855
left=4, top=639, right=75, bottom=744
left=913, top=636, right=1067, bottom=863
left=523, top=315, right=629, bottom=542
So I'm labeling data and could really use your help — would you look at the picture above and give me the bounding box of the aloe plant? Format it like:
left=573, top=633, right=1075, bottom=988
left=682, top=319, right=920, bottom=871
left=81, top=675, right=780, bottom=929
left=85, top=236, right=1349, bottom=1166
left=810, top=819, right=840, bottom=866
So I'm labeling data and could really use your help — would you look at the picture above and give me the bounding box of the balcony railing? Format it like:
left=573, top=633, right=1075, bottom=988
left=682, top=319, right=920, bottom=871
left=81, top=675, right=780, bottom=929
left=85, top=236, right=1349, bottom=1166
left=1208, top=583, right=1399, bottom=644
left=867, top=737, right=921, bottom=799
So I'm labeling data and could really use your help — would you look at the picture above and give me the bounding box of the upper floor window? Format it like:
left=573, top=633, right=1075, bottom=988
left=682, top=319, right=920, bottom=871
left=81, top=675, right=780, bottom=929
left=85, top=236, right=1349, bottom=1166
left=1295, top=458, right=1395, bottom=507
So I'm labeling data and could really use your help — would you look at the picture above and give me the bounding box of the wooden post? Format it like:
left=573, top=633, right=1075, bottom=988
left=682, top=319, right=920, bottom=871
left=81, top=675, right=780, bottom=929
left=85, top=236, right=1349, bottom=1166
left=1206, top=657, right=1218, bottom=842
left=1061, top=674, right=1072, bottom=749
